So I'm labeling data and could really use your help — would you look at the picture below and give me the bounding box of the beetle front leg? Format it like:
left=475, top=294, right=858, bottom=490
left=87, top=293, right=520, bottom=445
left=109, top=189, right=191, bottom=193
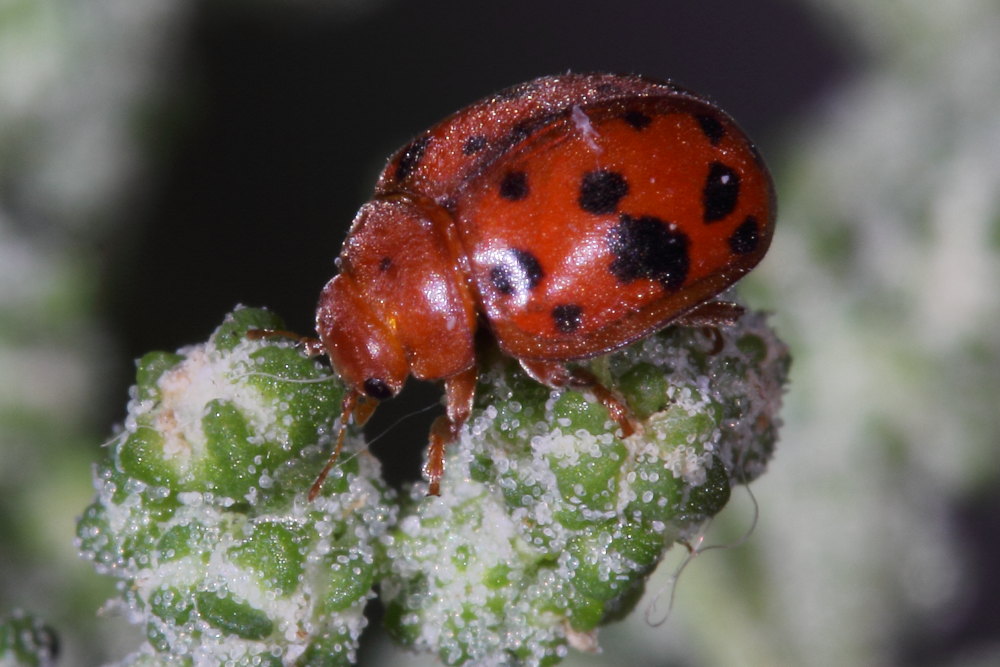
left=519, top=359, right=636, bottom=438
left=308, top=389, right=380, bottom=501
left=423, top=365, right=478, bottom=496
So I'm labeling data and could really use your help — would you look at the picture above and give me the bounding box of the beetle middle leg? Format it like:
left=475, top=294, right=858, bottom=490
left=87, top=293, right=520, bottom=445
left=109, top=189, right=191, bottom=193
left=423, top=365, right=478, bottom=496
left=518, top=359, right=636, bottom=438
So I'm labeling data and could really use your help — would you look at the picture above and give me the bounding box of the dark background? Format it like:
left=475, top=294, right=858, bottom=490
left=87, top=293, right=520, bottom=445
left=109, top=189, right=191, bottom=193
left=101, top=0, right=849, bottom=489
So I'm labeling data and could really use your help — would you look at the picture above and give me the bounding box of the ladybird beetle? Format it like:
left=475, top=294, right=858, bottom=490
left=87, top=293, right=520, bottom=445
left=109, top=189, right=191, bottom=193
left=310, top=72, right=775, bottom=498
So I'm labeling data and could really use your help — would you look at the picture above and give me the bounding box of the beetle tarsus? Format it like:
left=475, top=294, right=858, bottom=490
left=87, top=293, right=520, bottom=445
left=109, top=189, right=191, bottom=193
left=248, top=328, right=326, bottom=356
left=423, top=417, right=451, bottom=496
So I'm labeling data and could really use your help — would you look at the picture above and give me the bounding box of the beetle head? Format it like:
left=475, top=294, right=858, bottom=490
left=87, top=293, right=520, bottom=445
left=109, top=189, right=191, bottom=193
left=315, top=274, right=408, bottom=401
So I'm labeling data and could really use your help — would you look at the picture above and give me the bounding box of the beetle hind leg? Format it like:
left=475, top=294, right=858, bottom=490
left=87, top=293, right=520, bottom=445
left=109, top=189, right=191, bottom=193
left=674, top=300, right=744, bottom=355
left=673, top=300, right=744, bottom=327
left=519, top=359, right=636, bottom=438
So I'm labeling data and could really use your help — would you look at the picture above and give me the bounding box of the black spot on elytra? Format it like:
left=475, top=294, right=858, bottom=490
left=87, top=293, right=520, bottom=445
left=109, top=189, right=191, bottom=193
left=489, top=248, right=543, bottom=295
left=579, top=170, right=629, bottom=214
left=622, top=109, right=652, bottom=130
left=499, top=171, right=529, bottom=201
left=378, top=256, right=392, bottom=272
left=729, top=216, right=760, bottom=255
left=394, top=135, right=431, bottom=181
left=463, top=135, right=488, bottom=155
left=595, top=82, right=622, bottom=95
left=551, top=304, right=583, bottom=333
left=363, top=377, right=393, bottom=400
left=703, top=162, right=740, bottom=223
left=608, top=214, right=690, bottom=290
left=696, top=114, right=725, bottom=144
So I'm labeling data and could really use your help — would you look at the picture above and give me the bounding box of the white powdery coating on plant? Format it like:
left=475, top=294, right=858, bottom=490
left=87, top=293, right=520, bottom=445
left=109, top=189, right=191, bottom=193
left=87, top=437, right=391, bottom=665
left=382, top=310, right=787, bottom=665
left=138, top=338, right=304, bottom=468
left=78, top=315, right=397, bottom=665
left=629, top=311, right=785, bottom=484
left=383, top=431, right=569, bottom=664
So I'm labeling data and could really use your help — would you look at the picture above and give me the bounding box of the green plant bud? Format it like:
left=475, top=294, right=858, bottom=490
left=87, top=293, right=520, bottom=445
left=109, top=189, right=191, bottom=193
left=380, top=311, right=788, bottom=665
left=76, top=308, right=395, bottom=665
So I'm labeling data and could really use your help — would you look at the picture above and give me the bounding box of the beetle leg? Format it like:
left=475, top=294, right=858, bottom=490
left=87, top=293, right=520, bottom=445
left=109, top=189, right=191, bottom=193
left=424, top=418, right=450, bottom=497
left=518, top=359, right=636, bottom=438
left=673, top=300, right=744, bottom=327
left=699, top=326, right=727, bottom=355
left=673, top=300, right=744, bottom=355
left=247, top=328, right=326, bottom=356
left=308, top=390, right=374, bottom=501
left=424, top=366, right=478, bottom=496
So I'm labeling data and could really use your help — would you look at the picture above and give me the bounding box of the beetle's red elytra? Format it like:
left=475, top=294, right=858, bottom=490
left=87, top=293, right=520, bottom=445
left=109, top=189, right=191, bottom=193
left=311, top=72, right=775, bottom=498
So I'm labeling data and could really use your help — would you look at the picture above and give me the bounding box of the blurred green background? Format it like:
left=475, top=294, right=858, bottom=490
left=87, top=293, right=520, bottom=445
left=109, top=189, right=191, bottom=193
left=1, top=0, right=998, bottom=665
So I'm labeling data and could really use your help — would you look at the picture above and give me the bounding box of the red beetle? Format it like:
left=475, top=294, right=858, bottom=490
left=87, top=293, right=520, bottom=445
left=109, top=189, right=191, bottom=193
left=309, top=73, right=774, bottom=497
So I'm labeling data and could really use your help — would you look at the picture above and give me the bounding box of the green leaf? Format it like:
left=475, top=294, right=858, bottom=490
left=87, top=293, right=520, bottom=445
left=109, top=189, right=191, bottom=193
left=230, top=522, right=306, bottom=596
left=118, top=428, right=177, bottom=488
left=195, top=591, right=273, bottom=640
left=201, top=399, right=262, bottom=498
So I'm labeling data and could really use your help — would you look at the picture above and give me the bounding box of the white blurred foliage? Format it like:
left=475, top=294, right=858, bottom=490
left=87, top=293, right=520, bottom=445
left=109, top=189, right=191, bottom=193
left=0, top=0, right=188, bottom=229
left=0, top=2, right=196, bottom=664
left=601, top=2, right=1000, bottom=667
left=0, top=0, right=192, bottom=425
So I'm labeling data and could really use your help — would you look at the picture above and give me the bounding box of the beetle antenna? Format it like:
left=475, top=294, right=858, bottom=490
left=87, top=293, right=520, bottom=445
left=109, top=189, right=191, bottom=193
left=308, top=390, right=359, bottom=501
left=364, top=401, right=441, bottom=448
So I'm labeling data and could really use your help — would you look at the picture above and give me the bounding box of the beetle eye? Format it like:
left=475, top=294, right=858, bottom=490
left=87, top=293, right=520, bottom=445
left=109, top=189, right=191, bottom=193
left=363, top=377, right=393, bottom=400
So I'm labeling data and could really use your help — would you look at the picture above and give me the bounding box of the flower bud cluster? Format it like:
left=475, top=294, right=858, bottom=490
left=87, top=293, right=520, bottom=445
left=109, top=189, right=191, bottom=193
left=381, top=312, right=788, bottom=665
left=77, top=308, right=394, bottom=665
left=77, top=308, right=787, bottom=665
